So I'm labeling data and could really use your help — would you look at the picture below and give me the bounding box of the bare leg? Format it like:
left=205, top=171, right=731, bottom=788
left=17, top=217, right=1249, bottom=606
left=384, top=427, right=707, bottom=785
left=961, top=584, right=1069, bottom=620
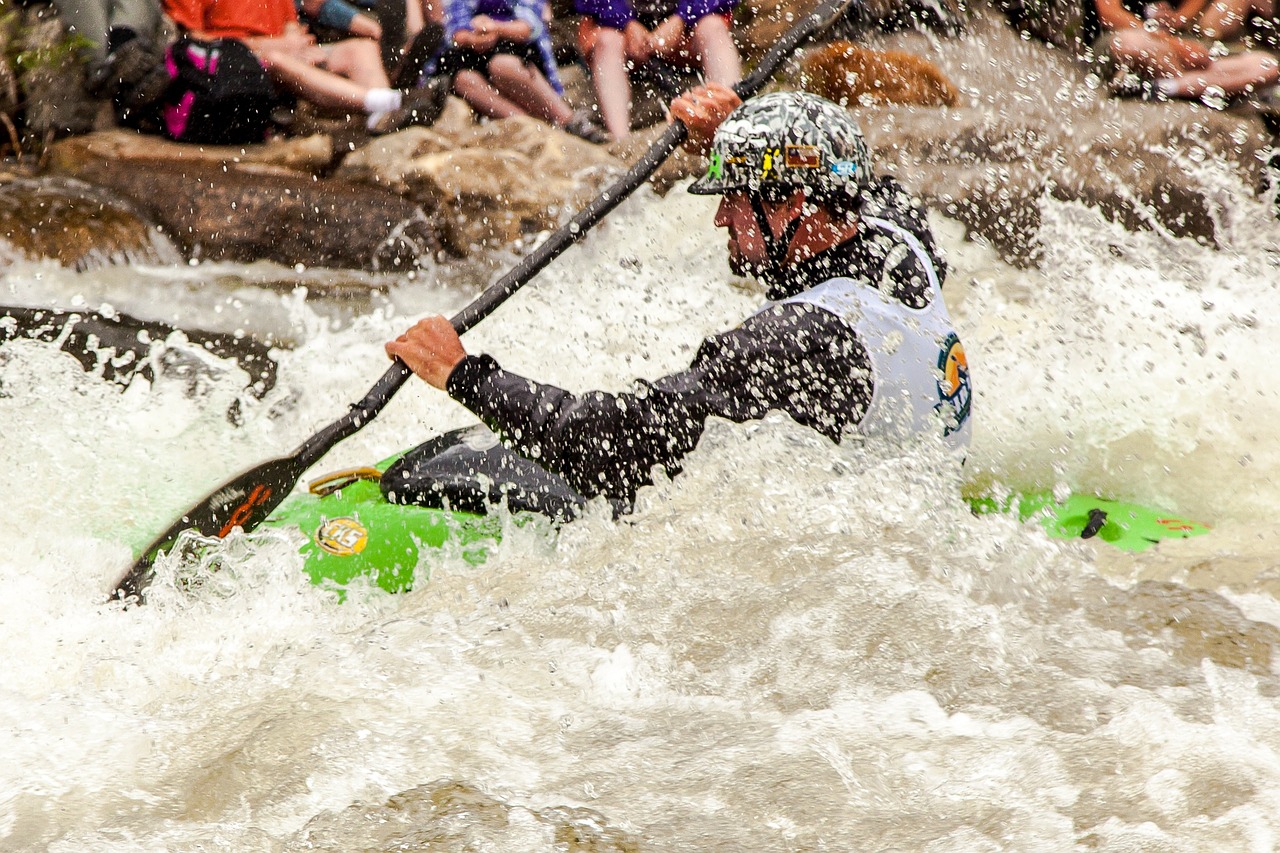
left=320, top=37, right=392, bottom=89
left=1160, top=50, right=1280, bottom=97
left=1196, top=0, right=1275, bottom=39
left=1109, top=28, right=1194, bottom=78
left=259, top=49, right=376, bottom=111
left=689, top=15, right=741, bottom=85
left=589, top=28, right=632, bottom=139
left=487, top=54, right=574, bottom=125
left=452, top=68, right=526, bottom=118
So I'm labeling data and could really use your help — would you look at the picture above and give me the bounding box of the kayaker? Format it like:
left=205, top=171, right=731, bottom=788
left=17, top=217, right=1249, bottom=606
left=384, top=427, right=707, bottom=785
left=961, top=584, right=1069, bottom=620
left=386, top=83, right=973, bottom=506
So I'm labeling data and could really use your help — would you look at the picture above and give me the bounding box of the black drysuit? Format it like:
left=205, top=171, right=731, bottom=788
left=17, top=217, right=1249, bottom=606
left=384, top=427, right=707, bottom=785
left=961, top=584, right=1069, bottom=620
left=446, top=176, right=947, bottom=506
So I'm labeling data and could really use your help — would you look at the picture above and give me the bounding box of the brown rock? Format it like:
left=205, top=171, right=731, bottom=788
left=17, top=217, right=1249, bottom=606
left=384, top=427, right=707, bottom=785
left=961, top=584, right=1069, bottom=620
left=430, top=95, right=482, bottom=138
left=64, top=156, right=442, bottom=268
left=14, top=4, right=103, bottom=138
left=47, top=135, right=443, bottom=269
left=360, top=115, right=623, bottom=253
left=799, top=41, right=961, bottom=107
left=333, top=126, right=460, bottom=192
left=847, top=5, right=1276, bottom=262
left=50, top=129, right=335, bottom=176
left=409, top=147, right=575, bottom=251
left=0, top=175, right=174, bottom=268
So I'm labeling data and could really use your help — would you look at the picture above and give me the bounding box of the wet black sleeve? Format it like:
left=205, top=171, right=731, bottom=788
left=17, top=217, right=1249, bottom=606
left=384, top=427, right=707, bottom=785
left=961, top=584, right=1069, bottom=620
left=447, top=302, right=872, bottom=504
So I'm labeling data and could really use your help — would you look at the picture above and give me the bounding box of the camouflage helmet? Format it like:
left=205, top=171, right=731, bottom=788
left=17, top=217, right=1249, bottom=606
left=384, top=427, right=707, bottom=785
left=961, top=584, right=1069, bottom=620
left=688, top=91, right=872, bottom=201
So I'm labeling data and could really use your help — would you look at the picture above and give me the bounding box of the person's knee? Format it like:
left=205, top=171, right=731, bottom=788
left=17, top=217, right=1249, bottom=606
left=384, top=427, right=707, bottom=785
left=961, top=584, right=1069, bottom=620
left=488, top=54, right=528, bottom=81
left=453, top=69, right=485, bottom=93
left=692, top=13, right=730, bottom=38
left=338, top=36, right=382, bottom=65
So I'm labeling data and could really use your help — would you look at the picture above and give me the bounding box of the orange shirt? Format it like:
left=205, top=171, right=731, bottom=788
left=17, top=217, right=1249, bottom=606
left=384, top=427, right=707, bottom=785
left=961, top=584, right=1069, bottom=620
left=164, top=0, right=298, bottom=39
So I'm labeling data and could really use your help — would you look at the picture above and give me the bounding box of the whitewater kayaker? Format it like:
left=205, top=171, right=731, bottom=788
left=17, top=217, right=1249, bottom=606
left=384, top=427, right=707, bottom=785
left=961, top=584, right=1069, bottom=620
left=386, top=84, right=973, bottom=506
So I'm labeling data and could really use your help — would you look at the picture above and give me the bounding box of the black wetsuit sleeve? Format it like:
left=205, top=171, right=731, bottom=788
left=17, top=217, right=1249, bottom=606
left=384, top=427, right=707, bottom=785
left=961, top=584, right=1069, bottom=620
left=447, top=301, right=872, bottom=504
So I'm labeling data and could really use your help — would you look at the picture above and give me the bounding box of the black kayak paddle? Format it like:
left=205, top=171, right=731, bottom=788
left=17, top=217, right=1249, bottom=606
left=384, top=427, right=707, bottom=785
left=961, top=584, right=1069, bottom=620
left=113, top=0, right=857, bottom=602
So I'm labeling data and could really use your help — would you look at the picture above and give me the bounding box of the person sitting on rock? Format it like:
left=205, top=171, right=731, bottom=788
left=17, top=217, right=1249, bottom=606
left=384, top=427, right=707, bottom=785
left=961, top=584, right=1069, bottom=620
left=1091, top=0, right=1280, bottom=104
left=419, top=0, right=606, bottom=141
left=295, top=0, right=447, bottom=87
left=54, top=0, right=171, bottom=126
left=163, top=0, right=447, bottom=133
left=574, top=0, right=742, bottom=140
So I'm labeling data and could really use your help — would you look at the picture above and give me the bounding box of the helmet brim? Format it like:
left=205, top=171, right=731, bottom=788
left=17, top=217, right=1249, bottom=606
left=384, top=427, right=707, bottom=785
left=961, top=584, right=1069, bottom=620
left=687, top=175, right=750, bottom=195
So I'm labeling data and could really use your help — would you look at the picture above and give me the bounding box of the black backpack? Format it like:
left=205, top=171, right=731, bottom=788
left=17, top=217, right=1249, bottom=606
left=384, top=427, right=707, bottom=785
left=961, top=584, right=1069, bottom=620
left=161, top=37, right=278, bottom=144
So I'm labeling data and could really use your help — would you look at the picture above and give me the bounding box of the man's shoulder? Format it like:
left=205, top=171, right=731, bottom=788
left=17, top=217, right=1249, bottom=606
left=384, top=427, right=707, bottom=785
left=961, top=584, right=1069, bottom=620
left=861, top=175, right=929, bottom=223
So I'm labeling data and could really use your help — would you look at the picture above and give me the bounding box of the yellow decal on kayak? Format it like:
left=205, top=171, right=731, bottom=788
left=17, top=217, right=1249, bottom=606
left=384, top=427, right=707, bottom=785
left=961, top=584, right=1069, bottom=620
left=316, top=517, right=368, bottom=556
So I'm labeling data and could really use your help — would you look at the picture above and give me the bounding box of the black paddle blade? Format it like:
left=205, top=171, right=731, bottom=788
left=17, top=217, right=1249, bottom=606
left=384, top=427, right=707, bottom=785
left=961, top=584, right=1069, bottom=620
left=113, top=454, right=305, bottom=603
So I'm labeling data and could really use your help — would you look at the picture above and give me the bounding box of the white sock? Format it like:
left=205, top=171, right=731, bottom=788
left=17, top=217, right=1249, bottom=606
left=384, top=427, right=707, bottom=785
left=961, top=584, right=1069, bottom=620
left=363, top=88, right=403, bottom=126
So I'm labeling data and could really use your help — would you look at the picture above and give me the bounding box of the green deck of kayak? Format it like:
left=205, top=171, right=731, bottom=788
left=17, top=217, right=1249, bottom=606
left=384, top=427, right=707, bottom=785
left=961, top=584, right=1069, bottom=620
left=263, top=477, right=500, bottom=593
left=263, top=461, right=1212, bottom=594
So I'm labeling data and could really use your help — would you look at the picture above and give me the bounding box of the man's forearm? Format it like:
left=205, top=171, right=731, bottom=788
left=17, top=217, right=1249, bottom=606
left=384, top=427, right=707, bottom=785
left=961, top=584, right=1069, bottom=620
left=447, top=354, right=704, bottom=503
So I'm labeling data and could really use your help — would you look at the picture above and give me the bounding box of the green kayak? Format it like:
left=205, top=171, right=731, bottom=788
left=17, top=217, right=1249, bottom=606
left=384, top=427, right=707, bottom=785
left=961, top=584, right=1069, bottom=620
left=263, top=426, right=1212, bottom=594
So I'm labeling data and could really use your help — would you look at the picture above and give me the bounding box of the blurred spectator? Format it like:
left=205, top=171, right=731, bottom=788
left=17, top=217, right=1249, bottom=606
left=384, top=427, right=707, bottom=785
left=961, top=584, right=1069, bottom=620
left=163, top=0, right=446, bottom=133
left=1092, top=0, right=1279, bottom=102
left=54, top=0, right=169, bottom=123
left=575, top=0, right=741, bottom=139
left=423, top=0, right=607, bottom=141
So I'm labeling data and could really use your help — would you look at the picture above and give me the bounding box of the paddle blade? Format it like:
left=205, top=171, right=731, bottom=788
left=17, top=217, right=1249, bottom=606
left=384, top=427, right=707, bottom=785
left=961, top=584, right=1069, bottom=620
left=113, top=454, right=305, bottom=602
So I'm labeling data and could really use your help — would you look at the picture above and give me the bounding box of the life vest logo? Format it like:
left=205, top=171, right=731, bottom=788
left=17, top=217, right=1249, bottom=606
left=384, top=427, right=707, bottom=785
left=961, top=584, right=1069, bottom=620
left=785, top=145, right=821, bottom=168
left=315, top=517, right=368, bottom=556
left=935, top=333, right=972, bottom=435
left=830, top=160, right=860, bottom=178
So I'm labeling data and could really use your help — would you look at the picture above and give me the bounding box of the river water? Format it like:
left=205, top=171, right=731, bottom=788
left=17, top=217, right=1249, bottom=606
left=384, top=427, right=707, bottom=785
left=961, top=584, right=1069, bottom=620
left=4, top=168, right=1280, bottom=851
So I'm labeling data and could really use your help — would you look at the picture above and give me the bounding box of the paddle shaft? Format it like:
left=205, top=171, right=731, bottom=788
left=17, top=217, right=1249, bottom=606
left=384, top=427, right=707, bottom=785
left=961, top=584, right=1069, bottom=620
left=308, top=0, right=855, bottom=464
left=114, top=0, right=854, bottom=600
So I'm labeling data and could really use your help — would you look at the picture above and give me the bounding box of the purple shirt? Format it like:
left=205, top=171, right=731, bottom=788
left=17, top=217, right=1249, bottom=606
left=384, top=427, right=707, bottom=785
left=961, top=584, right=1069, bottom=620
left=574, top=0, right=737, bottom=31
left=432, top=0, right=563, bottom=92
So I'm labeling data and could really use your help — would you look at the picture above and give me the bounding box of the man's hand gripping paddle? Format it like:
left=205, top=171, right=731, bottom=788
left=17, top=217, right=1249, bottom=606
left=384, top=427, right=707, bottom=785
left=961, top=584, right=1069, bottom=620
left=112, top=0, right=856, bottom=603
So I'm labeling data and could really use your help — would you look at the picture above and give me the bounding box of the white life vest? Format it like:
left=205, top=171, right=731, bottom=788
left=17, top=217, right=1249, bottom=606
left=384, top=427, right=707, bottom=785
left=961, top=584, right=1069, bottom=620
left=776, top=216, right=973, bottom=450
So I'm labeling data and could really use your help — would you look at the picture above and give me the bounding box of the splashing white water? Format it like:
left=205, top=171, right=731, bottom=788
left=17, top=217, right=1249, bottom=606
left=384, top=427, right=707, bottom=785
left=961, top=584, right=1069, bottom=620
left=4, top=178, right=1280, bottom=851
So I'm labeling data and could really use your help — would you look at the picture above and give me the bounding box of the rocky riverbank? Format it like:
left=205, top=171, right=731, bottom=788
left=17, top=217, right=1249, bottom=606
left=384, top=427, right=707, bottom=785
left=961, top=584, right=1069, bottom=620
left=0, top=0, right=1276, bottom=273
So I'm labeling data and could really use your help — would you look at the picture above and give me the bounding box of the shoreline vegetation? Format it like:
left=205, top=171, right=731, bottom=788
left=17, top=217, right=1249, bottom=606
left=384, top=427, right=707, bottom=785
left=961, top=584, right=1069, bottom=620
left=0, top=0, right=1276, bottom=274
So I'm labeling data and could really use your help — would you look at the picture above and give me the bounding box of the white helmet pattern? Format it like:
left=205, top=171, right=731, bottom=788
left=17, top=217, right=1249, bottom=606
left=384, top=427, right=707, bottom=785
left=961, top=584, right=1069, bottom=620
left=688, top=91, right=872, bottom=200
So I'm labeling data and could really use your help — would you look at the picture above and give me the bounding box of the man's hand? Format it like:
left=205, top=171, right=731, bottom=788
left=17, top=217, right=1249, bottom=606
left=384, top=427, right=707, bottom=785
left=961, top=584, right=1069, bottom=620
left=386, top=316, right=467, bottom=390
left=252, top=22, right=326, bottom=64
left=455, top=25, right=499, bottom=51
left=669, top=82, right=741, bottom=155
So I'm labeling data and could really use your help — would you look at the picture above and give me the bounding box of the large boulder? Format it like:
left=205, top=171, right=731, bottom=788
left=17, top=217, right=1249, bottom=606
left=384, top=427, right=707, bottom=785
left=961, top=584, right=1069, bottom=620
left=0, top=173, right=177, bottom=268
left=46, top=130, right=445, bottom=269
left=854, top=5, right=1277, bottom=263
left=336, top=110, right=623, bottom=253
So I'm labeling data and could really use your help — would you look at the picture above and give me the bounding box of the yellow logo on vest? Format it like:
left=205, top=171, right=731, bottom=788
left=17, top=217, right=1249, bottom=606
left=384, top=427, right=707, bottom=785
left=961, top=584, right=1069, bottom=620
left=316, top=517, right=369, bottom=556
left=935, top=333, right=972, bottom=436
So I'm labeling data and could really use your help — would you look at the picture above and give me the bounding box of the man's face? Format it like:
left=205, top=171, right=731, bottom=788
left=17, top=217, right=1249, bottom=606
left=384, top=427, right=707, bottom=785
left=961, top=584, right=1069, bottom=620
left=714, top=192, right=769, bottom=277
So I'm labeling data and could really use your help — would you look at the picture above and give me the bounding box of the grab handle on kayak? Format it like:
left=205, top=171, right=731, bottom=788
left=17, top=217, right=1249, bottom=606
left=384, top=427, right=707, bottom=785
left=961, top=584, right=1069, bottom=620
left=1080, top=508, right=1108, bottom=539
left=309, top=467, right=384, bottom=496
